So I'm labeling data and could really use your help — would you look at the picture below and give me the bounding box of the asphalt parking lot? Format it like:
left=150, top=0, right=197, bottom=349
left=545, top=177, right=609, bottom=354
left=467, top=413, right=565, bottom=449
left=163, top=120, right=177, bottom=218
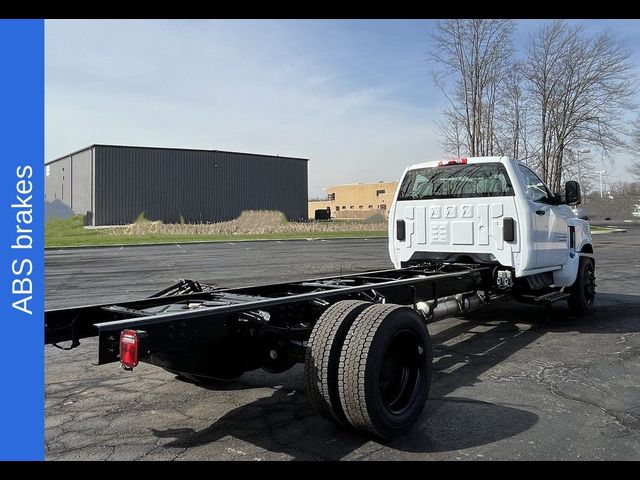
left=45, top=225, right=640, bottom=460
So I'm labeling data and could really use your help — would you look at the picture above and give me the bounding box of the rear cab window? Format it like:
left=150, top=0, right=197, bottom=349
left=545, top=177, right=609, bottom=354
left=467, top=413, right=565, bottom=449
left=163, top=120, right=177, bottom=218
left=397, top=162, right=514, bottom=201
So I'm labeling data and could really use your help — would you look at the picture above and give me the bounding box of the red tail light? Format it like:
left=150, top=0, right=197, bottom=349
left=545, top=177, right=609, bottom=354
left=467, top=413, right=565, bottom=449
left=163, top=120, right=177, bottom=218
left=120, top=329, right=139, bottom=370
left=437, top=157, right=468, bottom=166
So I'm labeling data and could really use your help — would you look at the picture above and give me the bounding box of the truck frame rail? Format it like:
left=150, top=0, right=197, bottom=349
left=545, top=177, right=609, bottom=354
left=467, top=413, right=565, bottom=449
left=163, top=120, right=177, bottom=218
left=46, top=262, right=491, bottom=366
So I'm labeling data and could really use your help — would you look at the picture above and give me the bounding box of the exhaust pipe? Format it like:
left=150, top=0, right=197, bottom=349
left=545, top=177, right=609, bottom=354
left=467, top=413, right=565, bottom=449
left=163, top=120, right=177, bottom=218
left=415, top=292, right=484, bottom=322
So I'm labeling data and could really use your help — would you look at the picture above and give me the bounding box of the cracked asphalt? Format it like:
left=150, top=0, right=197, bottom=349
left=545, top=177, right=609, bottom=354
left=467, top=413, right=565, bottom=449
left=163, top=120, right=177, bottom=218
left=45, top=225, right=640, bottom=460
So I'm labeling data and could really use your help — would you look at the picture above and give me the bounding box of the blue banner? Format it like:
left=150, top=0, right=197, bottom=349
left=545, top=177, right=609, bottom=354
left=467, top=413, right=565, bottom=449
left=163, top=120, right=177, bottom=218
left=0, top=20, right=44, bottom=460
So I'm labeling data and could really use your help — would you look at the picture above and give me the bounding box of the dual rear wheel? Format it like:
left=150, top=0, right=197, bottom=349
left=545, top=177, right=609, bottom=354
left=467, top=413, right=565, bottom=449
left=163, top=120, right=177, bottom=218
left=305, top=300, right=432, bottom=441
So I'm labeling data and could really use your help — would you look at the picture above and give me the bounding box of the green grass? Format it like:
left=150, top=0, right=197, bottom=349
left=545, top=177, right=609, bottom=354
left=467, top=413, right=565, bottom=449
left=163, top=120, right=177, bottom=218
left=45, top=216, right=105, bottom=246
left=45, top=216, right=386, bottom=248
left=590, top=226, right=625, bottom=234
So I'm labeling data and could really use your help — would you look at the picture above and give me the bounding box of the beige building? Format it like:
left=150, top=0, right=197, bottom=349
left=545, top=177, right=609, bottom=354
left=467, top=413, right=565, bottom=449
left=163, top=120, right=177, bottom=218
left=308, top=181, right=398, bottom=219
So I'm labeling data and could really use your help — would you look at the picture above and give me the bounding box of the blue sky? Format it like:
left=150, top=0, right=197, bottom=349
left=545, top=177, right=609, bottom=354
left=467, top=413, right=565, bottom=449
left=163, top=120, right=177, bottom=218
left=45, top=19, right=640, bottom=198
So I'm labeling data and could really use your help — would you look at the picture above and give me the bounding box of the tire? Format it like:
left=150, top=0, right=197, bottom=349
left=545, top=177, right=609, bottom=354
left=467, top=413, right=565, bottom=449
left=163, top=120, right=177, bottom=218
left=338, top=303, right=432, bottom=441
left=567, top=257, right=596, bottom=315
left=305, top=300, right=370, bottom=425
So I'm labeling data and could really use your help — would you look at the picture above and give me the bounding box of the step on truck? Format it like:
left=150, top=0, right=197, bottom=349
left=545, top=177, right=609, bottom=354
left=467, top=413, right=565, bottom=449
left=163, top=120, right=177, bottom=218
left=45, top=156, right=596, bottom=440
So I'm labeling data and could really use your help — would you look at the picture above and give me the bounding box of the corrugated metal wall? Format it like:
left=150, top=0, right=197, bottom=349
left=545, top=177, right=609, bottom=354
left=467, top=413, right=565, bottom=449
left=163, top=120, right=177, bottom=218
left=70, top=148, right=93, bottom=216
left=45, top=156, right=70, bottom=204
left=45, top=148, right=93, bottom=219
left=93, top=145, right=308, bottom=225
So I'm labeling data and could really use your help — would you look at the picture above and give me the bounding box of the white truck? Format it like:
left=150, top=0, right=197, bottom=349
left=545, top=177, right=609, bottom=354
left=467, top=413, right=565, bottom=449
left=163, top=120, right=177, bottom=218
left=389, top=156, right=595, bottom=315
left=46, top=156, right=595, bottom=441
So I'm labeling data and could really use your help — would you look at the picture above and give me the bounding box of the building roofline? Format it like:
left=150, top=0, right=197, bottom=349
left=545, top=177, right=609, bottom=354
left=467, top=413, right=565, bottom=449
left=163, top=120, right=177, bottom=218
left=324, top=180, right=397, bottom=189
left=46, top=145, right=94, bottom=164
left=46, top=144, right=309, bottom=165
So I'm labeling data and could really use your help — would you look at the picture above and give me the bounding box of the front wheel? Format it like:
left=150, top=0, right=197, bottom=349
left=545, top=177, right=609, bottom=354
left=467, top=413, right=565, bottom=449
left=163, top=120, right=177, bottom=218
left=337, top=303, right=432, bottom=441
left=567, top=257, right=596, bottom=314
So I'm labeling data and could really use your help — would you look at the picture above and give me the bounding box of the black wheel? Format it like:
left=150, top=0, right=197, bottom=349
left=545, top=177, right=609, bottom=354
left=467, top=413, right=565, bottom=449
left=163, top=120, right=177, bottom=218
left=567, top=257, right=596, bottom=314
left=337, top=303, right=432, bottom=440
left=305, top=300, right=370, bottom=425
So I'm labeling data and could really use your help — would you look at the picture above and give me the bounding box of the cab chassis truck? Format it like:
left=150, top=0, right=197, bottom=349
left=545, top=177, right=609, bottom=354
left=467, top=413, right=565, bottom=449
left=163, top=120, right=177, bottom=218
left=45, top=156, right=596, bottom=440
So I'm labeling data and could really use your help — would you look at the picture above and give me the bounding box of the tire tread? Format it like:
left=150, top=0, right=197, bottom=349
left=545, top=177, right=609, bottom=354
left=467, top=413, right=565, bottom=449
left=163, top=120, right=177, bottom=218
left=337, top=303, right=404, bottom=436
left=304, top=300, right=369, bottom=424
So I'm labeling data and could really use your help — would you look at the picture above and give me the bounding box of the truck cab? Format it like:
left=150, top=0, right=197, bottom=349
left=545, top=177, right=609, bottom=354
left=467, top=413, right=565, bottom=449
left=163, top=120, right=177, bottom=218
left=389, top=156, right=593, bottom=291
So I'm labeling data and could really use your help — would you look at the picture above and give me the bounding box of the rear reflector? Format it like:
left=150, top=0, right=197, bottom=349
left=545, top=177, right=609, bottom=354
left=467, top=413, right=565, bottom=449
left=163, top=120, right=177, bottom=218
left=437, top=157, right=468, bottom=166
left=120, top=329, right=139, bottom=370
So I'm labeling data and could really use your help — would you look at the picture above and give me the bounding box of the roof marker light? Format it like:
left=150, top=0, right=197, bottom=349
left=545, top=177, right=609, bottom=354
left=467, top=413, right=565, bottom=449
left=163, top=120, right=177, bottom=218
left=437, top=157, right=468, bottom=166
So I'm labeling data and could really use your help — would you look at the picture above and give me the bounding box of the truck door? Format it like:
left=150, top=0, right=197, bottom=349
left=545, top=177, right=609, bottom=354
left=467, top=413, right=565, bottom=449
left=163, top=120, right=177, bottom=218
left=518, top=165, right=568, bottom=269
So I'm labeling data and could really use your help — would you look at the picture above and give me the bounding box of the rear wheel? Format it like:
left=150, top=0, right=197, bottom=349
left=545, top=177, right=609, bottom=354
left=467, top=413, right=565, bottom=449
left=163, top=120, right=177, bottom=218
left=305, top=300, right=370, bottom=425
left=337, top=303, right=432, bottom=440
left=567, top=257, right=596, bottom=314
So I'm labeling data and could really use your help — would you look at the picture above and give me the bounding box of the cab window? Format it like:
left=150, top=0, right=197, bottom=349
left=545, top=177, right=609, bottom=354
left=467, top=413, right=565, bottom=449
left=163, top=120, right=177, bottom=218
left=398, top=162, right=514, bottom=201
left=518, top=165, right=553, bottom=203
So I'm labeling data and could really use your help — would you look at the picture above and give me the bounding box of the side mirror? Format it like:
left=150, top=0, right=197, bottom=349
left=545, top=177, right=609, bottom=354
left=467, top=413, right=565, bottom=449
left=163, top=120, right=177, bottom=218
left=565, top=181, right=581, bottom=206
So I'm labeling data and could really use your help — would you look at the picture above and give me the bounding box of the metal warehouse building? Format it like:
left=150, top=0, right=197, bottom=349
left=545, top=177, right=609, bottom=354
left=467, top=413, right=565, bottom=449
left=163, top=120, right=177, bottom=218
left=45, top=144, right=309, bottom=226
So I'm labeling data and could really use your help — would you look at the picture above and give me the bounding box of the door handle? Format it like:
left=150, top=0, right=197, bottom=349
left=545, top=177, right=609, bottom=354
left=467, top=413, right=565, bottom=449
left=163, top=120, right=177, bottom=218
left=535, top=210, right=546, bottom=215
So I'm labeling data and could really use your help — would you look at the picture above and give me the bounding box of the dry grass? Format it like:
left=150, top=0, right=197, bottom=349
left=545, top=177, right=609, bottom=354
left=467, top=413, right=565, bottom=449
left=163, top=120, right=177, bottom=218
left=104, top=210, right=388, bottom=236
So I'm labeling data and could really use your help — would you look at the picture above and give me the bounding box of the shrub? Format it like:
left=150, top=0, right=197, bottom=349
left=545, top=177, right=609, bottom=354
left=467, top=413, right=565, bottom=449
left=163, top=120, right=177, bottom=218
left=104, top=209, right=388, bottom=237
left=362, top=213, right=387, bottom=224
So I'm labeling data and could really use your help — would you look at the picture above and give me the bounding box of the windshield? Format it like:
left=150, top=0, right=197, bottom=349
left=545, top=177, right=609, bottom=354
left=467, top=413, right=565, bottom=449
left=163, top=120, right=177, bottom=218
left=397, top=162, right=514, bottom=201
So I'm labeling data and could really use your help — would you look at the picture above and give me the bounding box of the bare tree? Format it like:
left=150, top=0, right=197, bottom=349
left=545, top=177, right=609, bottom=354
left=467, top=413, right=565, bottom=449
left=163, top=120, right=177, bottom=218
left=582, top=179, right=640, bottom=219
left=494, top=61, right=533, bottom=162
left=524, top=21, right=638, bottom=192
left=430, top=19, right=516, bottom=157
left=564, top=148, right=595, bottom=194
left=629, top=161, right=640, bottom=180
left=436, top=109, right=465, bottom=158
left=628, top=117, right=640, bottom=180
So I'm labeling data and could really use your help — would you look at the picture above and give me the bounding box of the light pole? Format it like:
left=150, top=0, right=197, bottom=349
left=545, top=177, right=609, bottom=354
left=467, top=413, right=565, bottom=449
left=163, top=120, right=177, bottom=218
left=576, top=149, right=590, bottom=185
left=567, top=148, right=591, bottom=203
left=566, top=147, right=591, bottom=187
left=570, top=148, right=591, bottom=185
left=596, top=170, right=606, bottom=198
